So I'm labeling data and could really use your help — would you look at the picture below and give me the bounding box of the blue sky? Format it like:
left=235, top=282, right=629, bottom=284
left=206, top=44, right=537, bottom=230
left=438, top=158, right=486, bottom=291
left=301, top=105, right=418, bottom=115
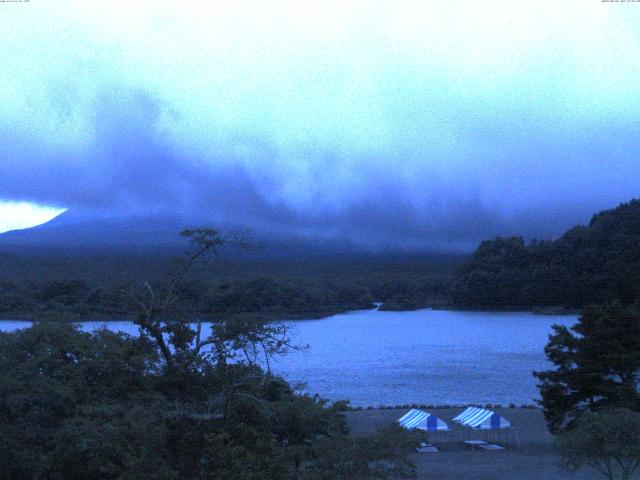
left=1, top=1, right=639, bottom=248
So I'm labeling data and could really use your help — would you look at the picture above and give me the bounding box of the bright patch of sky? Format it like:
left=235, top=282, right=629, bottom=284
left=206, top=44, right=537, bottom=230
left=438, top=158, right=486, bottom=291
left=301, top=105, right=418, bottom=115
left=0, top=202, right=65, bottom=234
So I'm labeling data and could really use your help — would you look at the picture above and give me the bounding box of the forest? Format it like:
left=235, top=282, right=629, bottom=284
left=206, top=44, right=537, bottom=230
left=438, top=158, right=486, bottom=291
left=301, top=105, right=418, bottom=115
left=0, top=253, right=458, bottom=320
left=3, top=204, right=640, bottom=478
left=2, top=199, right=640, bottom=320
left=448, top=199, right=640, bottom=309
left=0, top=230, right=418, bottom=479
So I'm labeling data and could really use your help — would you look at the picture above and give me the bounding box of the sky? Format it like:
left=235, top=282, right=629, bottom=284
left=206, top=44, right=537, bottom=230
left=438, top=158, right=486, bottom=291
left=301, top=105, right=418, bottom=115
left=0, top=1, right=639, bottom=249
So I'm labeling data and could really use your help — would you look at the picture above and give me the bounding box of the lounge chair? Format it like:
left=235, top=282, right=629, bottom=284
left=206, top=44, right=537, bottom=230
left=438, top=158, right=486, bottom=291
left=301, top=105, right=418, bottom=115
left=416, top=442, right=439, bottom=453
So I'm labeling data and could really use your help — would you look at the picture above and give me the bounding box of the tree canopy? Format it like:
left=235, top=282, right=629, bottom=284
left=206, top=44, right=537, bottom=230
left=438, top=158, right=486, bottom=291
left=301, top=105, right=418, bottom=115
left=449, top=199, right=640, bottom=308
left=0, top=229, right=416, bottom=479
left=534, top=302, right=640, bottom=433
left=559, top=408, right=640, bottom=480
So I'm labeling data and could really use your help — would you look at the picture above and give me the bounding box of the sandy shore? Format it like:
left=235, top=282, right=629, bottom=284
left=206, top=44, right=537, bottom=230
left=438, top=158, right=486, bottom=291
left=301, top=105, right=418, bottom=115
left=345, top=407, right=600, bottom=480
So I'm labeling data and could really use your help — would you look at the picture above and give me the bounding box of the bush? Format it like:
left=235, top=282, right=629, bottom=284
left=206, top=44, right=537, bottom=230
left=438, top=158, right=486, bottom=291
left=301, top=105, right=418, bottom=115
left=560, top=408, right=640, bottom=480
left=0, top=323, right=414, bottom=479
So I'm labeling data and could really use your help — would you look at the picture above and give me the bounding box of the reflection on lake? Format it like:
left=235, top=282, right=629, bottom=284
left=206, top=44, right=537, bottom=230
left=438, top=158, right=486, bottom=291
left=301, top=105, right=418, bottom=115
left=0, top=309, right=576, bottom=407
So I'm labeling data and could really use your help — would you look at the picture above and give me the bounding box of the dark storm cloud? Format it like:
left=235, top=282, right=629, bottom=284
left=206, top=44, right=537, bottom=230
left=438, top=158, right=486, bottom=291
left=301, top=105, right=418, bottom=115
left=0, top=91, right=288, bottom=224
left=2, top=2, right=640, bottom=250
left=3, top=88, right=634, bottom=252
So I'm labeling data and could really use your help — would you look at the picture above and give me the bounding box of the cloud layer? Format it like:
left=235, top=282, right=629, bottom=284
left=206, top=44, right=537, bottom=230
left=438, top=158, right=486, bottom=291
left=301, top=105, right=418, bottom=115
left=1, top=1, right=639, bottom=250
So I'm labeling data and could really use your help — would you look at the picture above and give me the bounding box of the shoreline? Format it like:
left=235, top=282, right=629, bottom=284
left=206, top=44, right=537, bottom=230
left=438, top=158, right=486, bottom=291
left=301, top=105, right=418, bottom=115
left=345, top=403, right=541, bottom=411
left=0, top=304, right=580, bottom=323
left=346, top=407, right=595, bottom=479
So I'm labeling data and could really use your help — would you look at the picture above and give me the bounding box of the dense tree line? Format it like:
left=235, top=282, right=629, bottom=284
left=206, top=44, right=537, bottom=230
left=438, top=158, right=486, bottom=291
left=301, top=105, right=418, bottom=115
left=0, top=255, right=459, bottom=320
left=0, top=276, right=375, bottom=321
left=5, top=199, right=640, bottom=316
left=449, top=199, right=640, bottom=308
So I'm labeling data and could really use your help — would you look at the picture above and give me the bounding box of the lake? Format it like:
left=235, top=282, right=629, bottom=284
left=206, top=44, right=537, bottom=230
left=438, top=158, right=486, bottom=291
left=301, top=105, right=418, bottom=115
left=0, top=309, right=576, bottom=407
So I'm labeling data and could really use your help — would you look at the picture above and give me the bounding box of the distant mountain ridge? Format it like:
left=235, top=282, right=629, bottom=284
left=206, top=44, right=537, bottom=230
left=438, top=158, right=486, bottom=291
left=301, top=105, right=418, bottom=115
left=448, top=199, right=640, bottom=308
left=0, top=210, right=398, bottom=258
left=0, top=211, right=194, bottom=252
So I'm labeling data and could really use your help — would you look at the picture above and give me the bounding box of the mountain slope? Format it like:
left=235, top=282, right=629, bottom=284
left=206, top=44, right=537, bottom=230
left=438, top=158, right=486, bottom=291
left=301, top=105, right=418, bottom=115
left=448, top=199, right=640, bottom=308
left=0, top=210, right=381, bottom=258
left=0, top=211, right=193, bottom=252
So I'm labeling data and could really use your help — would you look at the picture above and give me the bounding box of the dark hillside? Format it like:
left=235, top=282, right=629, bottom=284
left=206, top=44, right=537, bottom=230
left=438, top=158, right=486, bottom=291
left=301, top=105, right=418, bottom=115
left=448, top=199, right=640, bottom=308
left=0, top=252, right=462, bottom=320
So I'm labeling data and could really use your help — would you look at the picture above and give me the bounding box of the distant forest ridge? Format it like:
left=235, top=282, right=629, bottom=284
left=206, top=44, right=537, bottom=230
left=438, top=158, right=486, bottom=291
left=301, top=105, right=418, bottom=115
left=1, top=199, right=639, bottom=319
left=0, top=253, right=461, bottom=321
left=448, top=199, right=640, bottom=309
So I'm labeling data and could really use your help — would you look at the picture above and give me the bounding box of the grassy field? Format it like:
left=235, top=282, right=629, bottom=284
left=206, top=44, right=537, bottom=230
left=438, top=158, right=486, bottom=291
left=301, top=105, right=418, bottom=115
left=345, top=408, right=600, bottom=480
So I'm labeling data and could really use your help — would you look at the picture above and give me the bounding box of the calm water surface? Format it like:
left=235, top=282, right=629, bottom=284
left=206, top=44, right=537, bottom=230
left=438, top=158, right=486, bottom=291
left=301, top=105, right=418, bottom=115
left=0, top=309, right=576, bottom=406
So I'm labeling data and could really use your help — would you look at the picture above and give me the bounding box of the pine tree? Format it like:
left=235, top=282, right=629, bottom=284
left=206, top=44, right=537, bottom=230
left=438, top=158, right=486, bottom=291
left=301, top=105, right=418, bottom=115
left=534, top=302, right=640, bottom=433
